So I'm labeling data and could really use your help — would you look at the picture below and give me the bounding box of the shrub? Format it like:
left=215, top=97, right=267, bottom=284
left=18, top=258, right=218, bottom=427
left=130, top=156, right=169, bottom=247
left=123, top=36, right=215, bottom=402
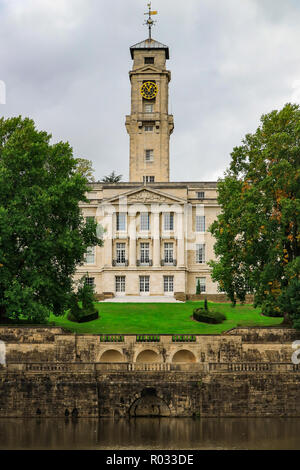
left=262, top=298, right=283, bottom=318
left=193, top=308, right=226, bottom=324
left=67, top=276, right=99, bottom=323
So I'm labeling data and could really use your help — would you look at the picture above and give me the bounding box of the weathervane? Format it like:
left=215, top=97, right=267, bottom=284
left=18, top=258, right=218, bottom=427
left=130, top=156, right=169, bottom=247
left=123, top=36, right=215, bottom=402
left=144, top=2, right=158, bottom=40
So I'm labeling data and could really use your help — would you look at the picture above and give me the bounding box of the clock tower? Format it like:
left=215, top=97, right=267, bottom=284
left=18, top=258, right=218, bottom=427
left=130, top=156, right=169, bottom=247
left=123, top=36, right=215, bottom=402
left=126, top=5, right=174, bottom=183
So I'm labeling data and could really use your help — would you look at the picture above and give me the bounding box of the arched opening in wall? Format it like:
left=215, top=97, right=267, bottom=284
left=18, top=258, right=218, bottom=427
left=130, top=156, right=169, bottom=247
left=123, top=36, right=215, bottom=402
left=172, top=350, right=196, bottom=363
left=100, top=350, right=125, bottom=363
left=129, top=388, right=170, bottom=417
left=135, top=350, right=161, bottom=363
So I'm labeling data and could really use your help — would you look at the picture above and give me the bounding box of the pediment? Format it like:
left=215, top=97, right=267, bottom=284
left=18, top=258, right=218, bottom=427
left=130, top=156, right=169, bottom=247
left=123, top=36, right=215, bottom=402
left=103, top=187, right=186, bottom=205
left=133, top=65, right=162, bottom=74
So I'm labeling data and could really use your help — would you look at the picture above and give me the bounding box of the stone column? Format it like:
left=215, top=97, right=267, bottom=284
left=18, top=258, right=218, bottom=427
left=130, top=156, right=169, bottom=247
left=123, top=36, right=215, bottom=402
left=152, top=210, right=160, bottom=267
left=104, top=213, right=113, bottom=267
left=177, top=210, right=185, bottom=267
left=129, top=214, right=137, bottom=267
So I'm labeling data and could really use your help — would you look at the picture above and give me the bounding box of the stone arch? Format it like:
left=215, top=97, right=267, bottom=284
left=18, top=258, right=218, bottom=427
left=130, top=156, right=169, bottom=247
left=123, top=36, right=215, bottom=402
left=99, top=349, right=125, bottom=363
left=171, top=349, right=197, bottom=363
left=135, top=349, right=161, bottom=363
left=129, top=388, right=170, bottom=417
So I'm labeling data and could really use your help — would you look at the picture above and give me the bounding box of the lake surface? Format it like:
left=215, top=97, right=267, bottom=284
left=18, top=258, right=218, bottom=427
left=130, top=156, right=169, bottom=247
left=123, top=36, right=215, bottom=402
left=0, top=417, right=300, bottom=450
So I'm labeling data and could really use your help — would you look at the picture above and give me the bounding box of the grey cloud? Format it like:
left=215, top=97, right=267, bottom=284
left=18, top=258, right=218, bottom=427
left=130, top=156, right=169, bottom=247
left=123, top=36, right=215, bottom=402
left=0, top=0, right=300, bottom=182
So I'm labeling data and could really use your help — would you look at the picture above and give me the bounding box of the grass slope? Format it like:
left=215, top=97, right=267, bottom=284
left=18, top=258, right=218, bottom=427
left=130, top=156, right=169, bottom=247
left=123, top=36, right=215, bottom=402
left=49, top=302, right=283, bottom=334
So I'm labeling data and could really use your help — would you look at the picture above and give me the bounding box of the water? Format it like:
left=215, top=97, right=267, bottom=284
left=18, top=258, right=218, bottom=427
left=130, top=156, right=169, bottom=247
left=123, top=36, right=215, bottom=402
left=0, top=418, right=300, bottom=450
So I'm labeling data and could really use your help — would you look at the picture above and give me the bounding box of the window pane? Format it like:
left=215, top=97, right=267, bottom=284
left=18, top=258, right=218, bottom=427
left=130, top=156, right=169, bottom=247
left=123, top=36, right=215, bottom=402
left=116, top=243, right=126, bottom=263
left=140, top=213, right=150, bottom=231
left=197, top=192, right=205, bottom=199
left=164, top=213, right=174, bottom=231
left=85, top=277, right=95, bottom=287
left=196, top=216, right=205, bottom=232
left=164, top=276, right=174, bottom=292
left=196, top=244, right=205, bottom=263
left=140, top=243, right=150, bottom=263
left=140, top=276, right=150, bottom=292
left=145, top=103, right=153, bottom=113
left=116, top=276, right=125, bottom=292
left=143, top=176, right=155, bottom=183
left=117, top=213, right=126, bottom=231
left=164, top=243, right=174, bottom=263
left=196, top=278, right=206, bottom=293
left=86, top=246, right=95, bottom=264
left=145, top=150, right=154, bottom=161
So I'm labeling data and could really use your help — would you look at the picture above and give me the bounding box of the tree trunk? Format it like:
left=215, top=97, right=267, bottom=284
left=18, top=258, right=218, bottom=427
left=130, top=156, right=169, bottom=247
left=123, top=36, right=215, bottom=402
left=282, top=311, right=293, bottom=327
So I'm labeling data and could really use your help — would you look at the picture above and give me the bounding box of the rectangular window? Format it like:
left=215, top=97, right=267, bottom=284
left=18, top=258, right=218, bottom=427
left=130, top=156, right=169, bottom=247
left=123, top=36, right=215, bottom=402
left=85, top=277, right=95, bottom=287
left=197, top=192, right=205, bottom=199
left=85, top=246, right=95, bottom=264
left=140, top=243, right=150, bottom=264
left=116, top=212, right=126, bottom=231
left=140, top=276, right=150, bottom=293
left=143, top=176, right=155, bottom=183
left=140, top=213, right=150, bottom=231
left=144, top=57, right=154, bottom=64
left=144, top=103, right=154, bottom=113
left=196, top=215, right=206, bottom=232
left=164, top=243, right=174, bottom=264
left=164, top=213, right=174, bottom=231
left=116, top=276, right=126, bottom=293
left=196, top=277, right=206, bottom=293
left=144, top=125, right=154, bottom=132
left=116, top=243, right=126, bottom=264
left=164, top=276, right=174, bottom=293
left=145, top=149, right=154, bottom=162
left=196, top=244, right=206, bottom=264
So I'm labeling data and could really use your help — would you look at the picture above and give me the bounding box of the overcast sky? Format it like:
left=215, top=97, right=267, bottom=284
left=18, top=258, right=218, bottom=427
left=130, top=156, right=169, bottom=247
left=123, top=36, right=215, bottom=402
left=1, top=0, right=300, bottom=182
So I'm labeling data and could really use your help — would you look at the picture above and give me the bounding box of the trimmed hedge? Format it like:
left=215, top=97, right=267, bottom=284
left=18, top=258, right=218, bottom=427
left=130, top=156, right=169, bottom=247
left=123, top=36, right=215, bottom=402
left=67, top=310, right=99, bottom=323
left=193, top=308, right=226, bottom=324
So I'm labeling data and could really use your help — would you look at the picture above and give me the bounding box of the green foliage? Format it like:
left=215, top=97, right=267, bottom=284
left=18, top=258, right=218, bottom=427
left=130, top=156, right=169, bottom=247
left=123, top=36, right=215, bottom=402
left=196, top=279, right=201, bottom=295
left=101, top=171, right=123, bottom=183
left=204, top=298, right=208, bottom=311
left=278, top=279, right=300, bottom=328
left=262, top=297, right=283, bottom=317
left=0, top=116, right=102, bottom=323
left=74, top=158, right=95, bottom=182
left=193, top=307, right=226, bottom=324
left=68, top=276, right=98, bottom=323
left=209, top=103, right=300, bottom=327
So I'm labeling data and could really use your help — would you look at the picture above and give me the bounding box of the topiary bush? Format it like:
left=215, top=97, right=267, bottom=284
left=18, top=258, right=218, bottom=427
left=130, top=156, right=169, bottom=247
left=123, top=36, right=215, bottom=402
left=193, top=308, right=226, bottom=324
left=67, top=276, right=99, bottom=323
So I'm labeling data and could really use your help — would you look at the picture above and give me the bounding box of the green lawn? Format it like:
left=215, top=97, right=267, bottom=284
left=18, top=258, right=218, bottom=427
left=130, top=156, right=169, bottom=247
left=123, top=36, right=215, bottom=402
left=48, top=302, right=283, bottom=334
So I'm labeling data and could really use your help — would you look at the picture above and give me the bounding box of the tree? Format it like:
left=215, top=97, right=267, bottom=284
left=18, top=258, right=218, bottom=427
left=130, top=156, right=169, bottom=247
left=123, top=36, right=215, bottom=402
left=74, top=158, right=95, bottom=182
left=0, top=116, right=102, bottom=323
left=209, top=103, right=300, bottom=327
left=101, top=171, right=123, bottom=183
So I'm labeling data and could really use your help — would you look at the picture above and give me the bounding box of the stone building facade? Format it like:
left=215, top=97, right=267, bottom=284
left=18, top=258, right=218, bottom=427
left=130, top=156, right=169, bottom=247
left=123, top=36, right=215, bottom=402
left=76, top=36, right=222, bottom=298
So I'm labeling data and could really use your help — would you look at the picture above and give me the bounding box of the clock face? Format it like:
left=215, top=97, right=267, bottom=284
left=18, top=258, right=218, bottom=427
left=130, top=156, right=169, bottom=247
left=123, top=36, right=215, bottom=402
left=140, top=81, right=158, bottom=100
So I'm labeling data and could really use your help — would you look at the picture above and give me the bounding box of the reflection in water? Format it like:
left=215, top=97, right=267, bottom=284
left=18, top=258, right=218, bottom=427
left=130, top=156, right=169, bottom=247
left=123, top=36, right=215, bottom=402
left=0, top=418, right=300, bottom=450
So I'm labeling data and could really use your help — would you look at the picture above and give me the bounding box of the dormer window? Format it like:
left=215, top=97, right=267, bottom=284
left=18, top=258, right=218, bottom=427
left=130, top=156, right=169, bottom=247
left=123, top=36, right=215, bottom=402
left=144, top=57, right=154, bottom=64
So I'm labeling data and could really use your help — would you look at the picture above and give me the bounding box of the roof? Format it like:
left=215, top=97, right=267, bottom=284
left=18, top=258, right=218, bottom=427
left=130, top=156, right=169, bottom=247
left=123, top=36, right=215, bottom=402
left=130, top=38, right=169, bottom=59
